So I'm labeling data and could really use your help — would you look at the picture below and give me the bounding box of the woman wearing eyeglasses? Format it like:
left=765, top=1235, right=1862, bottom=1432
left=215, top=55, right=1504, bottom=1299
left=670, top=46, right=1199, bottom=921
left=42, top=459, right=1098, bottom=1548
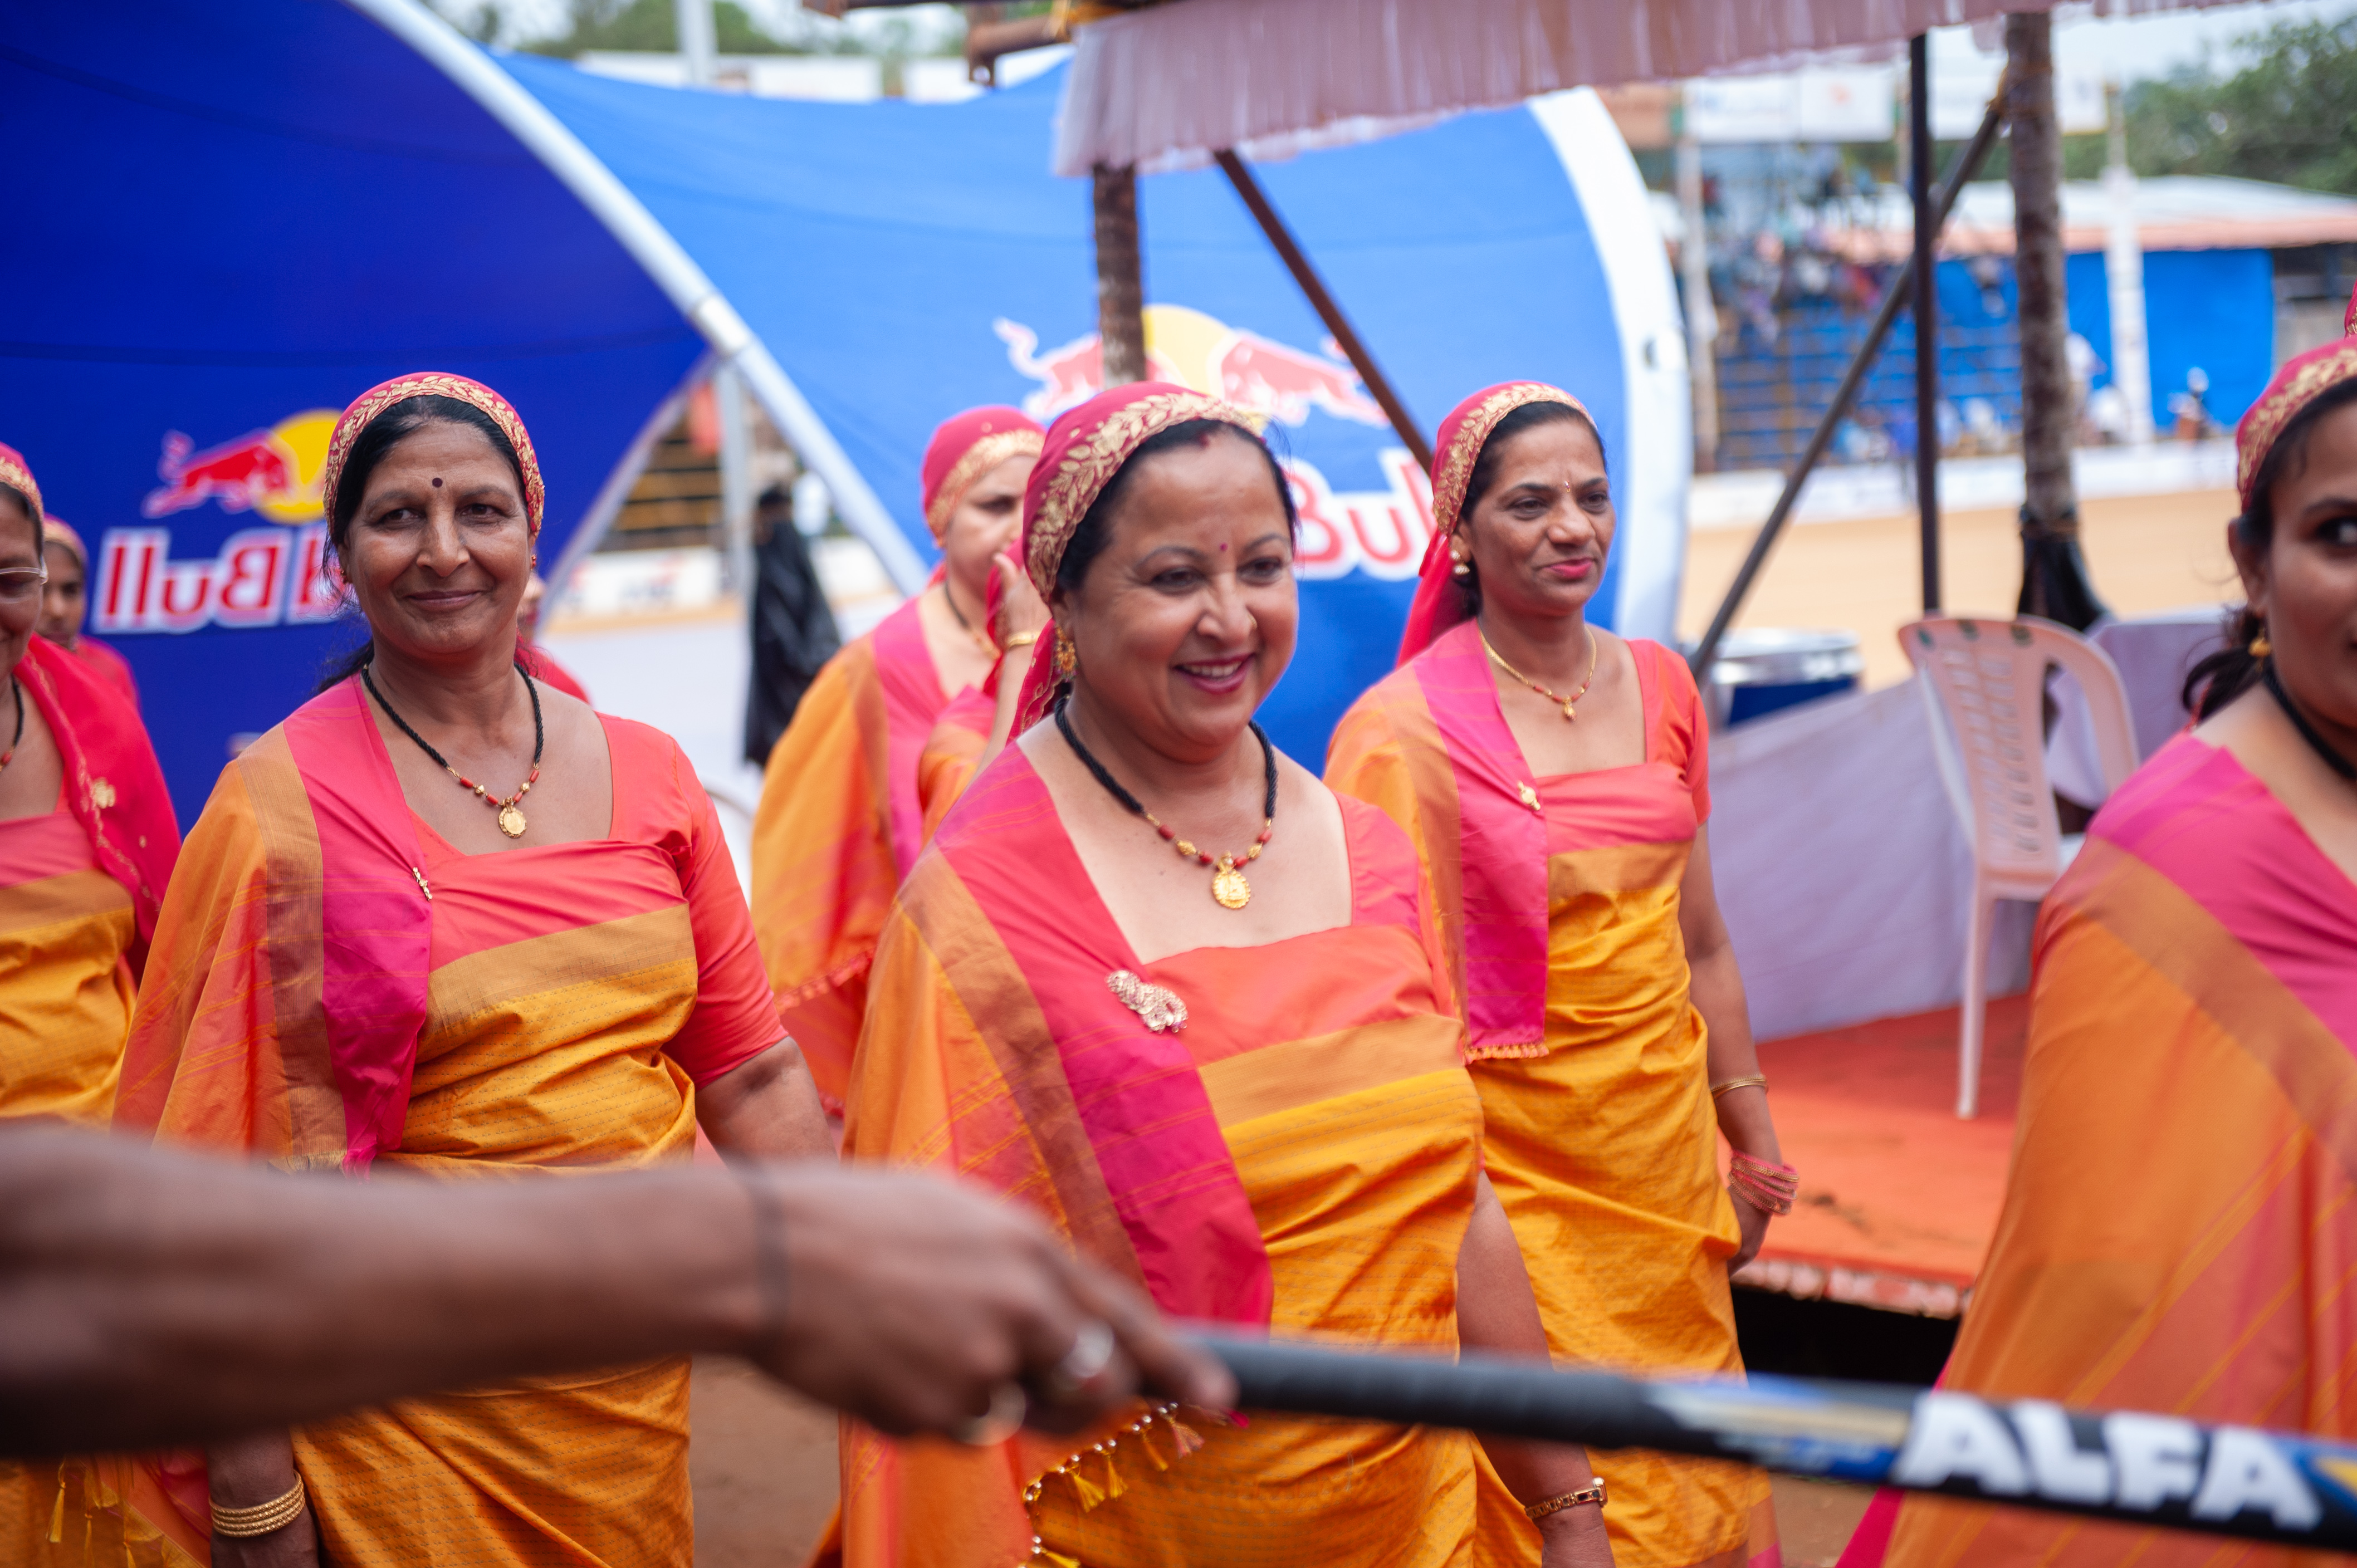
left=0, top=440, right=179, bottom=1565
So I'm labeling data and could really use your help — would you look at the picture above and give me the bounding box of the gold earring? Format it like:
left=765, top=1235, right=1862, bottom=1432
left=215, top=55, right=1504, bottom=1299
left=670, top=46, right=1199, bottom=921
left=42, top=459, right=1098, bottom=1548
left=1054, top=628, right=1078, bottom=676
left=2250, top=625, right=2271, bottom=658
left=1451, top=553, right=1471, bottom=578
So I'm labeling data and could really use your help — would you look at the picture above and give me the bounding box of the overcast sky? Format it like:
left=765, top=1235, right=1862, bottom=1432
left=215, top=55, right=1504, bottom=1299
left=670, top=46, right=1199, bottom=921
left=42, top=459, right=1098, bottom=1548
left=472, top=0, right=2356, bottom=83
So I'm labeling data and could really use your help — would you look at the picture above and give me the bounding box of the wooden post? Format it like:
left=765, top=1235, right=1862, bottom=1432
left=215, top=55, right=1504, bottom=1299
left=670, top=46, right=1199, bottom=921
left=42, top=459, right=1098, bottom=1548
left=1092, top=163, right=1148, bottom=386
left=2008, top=17, right=2076, bottom=552
left=1909, top=34, right=1942, bottom=614
left=2008, top=11, right=2105, bottom=628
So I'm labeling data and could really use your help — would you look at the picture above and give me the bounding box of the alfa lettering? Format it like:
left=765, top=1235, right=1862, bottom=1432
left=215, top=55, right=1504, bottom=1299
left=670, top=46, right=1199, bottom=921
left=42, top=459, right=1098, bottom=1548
left=2189, top=1429, right=2320, bottom=1528
left=1890, top=1393, right=2031, bottom=1496
left=2011, top=1401, right=2111, bottom=1505
left=2104, top=1413, right=2204, bottom=1510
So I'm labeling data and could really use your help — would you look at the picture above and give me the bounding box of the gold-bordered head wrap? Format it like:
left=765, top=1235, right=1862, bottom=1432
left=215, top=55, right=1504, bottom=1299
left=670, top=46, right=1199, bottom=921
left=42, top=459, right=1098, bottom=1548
left=921, top=406, right=1044, bottom=542
left=1398, top=381, right=1595, bottom=664
left=2235, top=337, right=2357, bottom=514
left=1020, top=383, right=1263, bottom=600
left=317, top=373, right=545, bottom=532
left=0, top=441, right=42, bottom=528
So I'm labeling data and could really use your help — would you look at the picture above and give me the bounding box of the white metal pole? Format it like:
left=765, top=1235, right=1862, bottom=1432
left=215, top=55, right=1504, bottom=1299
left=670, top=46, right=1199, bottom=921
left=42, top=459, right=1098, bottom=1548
left=1675, top=110, right=1719, bottom=474
left=676, top=0, right=717, bottom=86
left=343, top=0, right=930, bottom=594
left=715, top=362, right=755, bottom=595
left=2102, top=80, right=2155, bottom=444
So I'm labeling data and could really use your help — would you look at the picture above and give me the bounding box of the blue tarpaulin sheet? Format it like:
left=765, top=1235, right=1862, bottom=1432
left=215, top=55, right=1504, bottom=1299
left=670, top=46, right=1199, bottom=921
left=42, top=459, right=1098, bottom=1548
left=1, top=2, right=703, bottom=821
left=503, top=56, right=1685, bottom=766
left=3, top=1, right=1680, bottom=814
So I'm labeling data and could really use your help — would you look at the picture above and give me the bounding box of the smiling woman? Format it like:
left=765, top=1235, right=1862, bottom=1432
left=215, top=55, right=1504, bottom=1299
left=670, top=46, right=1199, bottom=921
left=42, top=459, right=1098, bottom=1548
left=1327, top=382, right=1785, bottom=1568
left=837, top=384, right=1615, bottom=1568
left=110, top=373, right=830, bottom=1568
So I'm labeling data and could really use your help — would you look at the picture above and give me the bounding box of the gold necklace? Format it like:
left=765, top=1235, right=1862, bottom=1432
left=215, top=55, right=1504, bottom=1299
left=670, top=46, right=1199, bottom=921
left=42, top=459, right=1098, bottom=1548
left=1055, top=704, right=1277, bottom=910
left=1480, top=627, right=1600, bottom=721
left=938, top=582, right=995, bottom=657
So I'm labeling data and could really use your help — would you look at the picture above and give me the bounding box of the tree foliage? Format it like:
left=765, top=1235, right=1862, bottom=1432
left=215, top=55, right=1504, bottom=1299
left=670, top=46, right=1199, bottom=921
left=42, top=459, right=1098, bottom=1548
left=2123, top=18, right=2357, bottom=193
left=516, top=0, right=806, bottom=57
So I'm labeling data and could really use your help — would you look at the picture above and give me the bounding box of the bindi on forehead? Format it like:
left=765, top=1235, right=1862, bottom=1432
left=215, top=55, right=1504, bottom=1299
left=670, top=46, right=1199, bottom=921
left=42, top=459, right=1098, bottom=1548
left=432, top=477, right=443, bottom=488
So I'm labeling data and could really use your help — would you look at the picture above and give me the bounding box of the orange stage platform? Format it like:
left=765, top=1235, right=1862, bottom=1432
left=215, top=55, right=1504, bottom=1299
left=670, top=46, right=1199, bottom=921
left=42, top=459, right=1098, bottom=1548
left=1730, top=994, right=2029, bottom=1319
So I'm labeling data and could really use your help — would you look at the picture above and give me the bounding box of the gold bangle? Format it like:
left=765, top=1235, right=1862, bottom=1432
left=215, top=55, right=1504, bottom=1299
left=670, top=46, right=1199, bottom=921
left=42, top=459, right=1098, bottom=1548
left=1525, top=1477, right=1607, bottom=1520
left=211, top=1475, right=307, bottom=1538
left=1001, top=630, right=1041, bottom=650
left=1710, top=1074, right=1768, bottom=1098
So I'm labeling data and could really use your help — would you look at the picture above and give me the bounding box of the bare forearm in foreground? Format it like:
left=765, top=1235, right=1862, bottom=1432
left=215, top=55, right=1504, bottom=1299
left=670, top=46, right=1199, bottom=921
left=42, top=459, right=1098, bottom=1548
left=0, top=1131, right=1229, bottom=1456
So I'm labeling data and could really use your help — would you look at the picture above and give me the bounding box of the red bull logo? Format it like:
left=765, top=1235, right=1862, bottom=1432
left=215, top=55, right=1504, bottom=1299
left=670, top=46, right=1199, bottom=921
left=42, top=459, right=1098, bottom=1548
left=141, top=410, right=339, bottom=521
left=97, top=409, right=349, bottom=633
left=996, top=305, right=1388, bottom=427
left=997, top=306, right=1429, bottom=581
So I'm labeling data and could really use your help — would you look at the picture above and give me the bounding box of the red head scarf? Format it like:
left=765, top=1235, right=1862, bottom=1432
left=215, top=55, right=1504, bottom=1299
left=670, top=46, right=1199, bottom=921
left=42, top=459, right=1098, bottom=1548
left=317, top=373, right=545, bottom=532
left=920, top=405, right=1043, bottom=542
left=1396, top=381, right=1595, bottom=665
left=2235, top=334, right=2357, bottom=515
left=0, top=440, right=42, bottom=527
left=1010, top=382, right=1264, bottom=731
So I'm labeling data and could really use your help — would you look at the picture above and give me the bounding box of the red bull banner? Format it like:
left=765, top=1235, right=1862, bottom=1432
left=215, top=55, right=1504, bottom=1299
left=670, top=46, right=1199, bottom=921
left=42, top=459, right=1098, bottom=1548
left=508, top=59, right=1690, bottom=764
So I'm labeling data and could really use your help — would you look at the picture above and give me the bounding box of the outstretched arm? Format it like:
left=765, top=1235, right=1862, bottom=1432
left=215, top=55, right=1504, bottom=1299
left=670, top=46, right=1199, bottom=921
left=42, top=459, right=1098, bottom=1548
left=0, top=1130, right=1232, bottom=1458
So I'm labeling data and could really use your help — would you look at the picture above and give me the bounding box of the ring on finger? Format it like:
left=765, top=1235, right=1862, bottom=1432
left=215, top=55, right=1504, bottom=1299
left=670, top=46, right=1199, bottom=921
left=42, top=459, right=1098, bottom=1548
left=1040, top=1320, right=1116, bottom=1402
left=951, top=1382, right=1028, bottom=1447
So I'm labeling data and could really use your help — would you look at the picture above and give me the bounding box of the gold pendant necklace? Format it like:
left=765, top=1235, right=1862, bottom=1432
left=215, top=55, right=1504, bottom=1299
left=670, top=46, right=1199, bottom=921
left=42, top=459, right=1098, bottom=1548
left=1056, top=704, right=1277, bottom=910
left=364, top=662, right=545, bottom=839
left=1480, top=627, right=1600, bottom=720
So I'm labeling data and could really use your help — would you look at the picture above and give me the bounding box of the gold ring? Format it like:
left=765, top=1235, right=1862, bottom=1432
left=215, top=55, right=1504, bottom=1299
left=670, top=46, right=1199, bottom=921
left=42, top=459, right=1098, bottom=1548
left=951, top=1382, right=1028, bottom=1447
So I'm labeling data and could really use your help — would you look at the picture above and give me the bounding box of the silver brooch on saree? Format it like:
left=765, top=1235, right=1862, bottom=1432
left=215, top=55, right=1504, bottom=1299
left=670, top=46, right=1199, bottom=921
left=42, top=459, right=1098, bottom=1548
left=1107, top=970, right=1187, bottom=1034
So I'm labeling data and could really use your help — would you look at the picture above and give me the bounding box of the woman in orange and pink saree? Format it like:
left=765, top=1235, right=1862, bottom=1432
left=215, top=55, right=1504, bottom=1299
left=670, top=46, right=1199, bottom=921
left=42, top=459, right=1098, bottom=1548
left=839, top=384, right=1617, bottom=1568
left=1326, top=385, right=1789, bottom=1568
left=1, top=444, right=181, bottom=1566
left=1854, top=325, right=2357, bottom=1568
left=111, top=374, right=831, bottom=1568
left=750, top=405, right=1042, bottom=1107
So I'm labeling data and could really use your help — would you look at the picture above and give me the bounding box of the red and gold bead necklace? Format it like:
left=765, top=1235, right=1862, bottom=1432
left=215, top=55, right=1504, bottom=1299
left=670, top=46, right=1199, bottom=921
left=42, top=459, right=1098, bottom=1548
left=1056, top=702, right=1276, bottom=910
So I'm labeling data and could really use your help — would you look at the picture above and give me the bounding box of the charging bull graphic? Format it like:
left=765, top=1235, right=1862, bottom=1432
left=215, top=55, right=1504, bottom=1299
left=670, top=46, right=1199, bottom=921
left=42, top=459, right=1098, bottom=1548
left=141, top=410, right=339, bottom=522
left=100, top=408, right=348, bottom=633
left=996, top=305, right=1389, bottom=428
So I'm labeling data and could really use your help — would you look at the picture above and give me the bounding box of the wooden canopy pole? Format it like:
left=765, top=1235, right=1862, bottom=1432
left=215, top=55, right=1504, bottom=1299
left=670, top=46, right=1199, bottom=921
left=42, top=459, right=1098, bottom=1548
left=1214, top=148, right=1434, bottom=474
left=1910, top=33, right=1942, bottom=614
left=1092, top=163, right=1148, bottom=386
left=2008, top=9, right=2106, bottom=629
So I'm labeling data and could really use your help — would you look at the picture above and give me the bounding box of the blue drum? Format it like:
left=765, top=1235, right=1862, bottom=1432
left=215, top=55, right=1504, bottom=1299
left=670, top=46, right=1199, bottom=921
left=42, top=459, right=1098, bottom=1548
left=1705, top=629, right=1865, bottom=727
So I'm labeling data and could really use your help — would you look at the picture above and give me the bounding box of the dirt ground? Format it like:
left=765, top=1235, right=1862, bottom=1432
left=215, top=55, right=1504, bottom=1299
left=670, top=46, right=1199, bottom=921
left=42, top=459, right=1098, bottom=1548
left=690, top=1359, right=1877, bottom=1566
left=691, top=1359, right=838, bottom=1567
left=1680, top=486, right=2243, bottom=689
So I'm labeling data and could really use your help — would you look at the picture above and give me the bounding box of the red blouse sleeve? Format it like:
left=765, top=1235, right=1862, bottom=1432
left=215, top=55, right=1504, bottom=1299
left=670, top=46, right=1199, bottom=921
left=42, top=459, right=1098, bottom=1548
left=658, top=739, right=788, bottom=1086
left=1649, top=641, right=1711, bottom=824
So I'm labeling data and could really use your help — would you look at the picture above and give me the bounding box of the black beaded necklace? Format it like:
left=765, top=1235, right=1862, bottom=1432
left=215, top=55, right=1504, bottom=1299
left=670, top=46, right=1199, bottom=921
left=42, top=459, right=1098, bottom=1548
left=1055, top=700, right=1277, bottom=910
left=0, top=677, right=22, bottom=773
left=364, top=660, right=546, bottom=837
left=2263, top=660, right=2357, bottom=783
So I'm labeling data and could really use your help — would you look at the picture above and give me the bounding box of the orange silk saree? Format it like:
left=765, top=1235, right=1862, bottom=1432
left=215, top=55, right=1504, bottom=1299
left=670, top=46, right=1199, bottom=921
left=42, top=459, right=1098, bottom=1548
left=1328, top=624, right=1776, bottom=1568
left=1869, top=736, right=2357, bottom=1566
left=917, top=681, right=994, bottom=842
left=111, top=677, right=783, bottom=1568
left=0, top=636, right=177, bottom=1129
left=751, top=595, right=948, bottom=1107
left=839, top=747, right=1486, bottom=1568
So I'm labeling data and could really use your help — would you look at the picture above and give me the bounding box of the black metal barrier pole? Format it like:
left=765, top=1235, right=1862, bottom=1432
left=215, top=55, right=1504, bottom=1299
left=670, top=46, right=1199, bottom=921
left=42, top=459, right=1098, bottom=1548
left=1686, top=89, right=2007, bottom=687
left=1195, top=1335, right=2354, bottom=1551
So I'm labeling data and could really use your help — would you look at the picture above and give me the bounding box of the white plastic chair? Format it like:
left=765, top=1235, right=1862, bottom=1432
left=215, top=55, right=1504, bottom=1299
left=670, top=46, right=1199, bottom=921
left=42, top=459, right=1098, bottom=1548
left=1900, top=616, right=2140, bottom=1118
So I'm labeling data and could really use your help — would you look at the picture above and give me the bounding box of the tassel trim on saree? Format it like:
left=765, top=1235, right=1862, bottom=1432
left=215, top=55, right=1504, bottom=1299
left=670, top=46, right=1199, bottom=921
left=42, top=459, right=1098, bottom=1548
left=1461, top=1038, right=1551, bottom=1063
left=43, top=1458, right=202, bottom=1568
left=1019, top=1402, right=1205, bottom=1567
